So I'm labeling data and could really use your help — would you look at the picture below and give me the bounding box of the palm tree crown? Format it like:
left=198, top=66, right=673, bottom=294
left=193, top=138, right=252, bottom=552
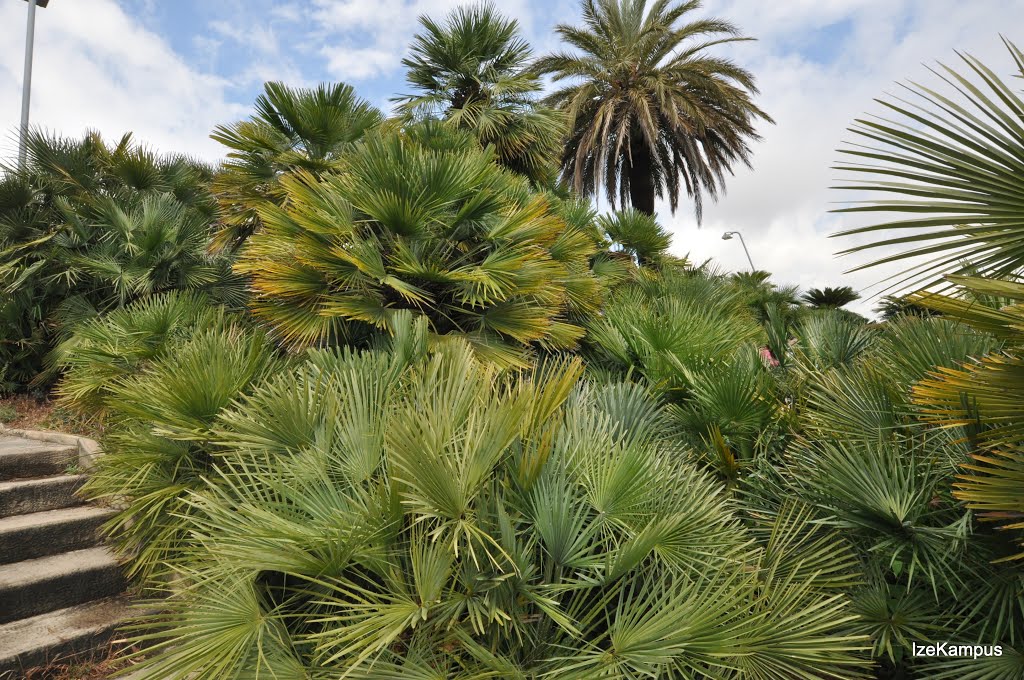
left=210, top=81, right=383, bottom=250
left=235, top=124, right=600, bottom=366
left=535, top=0, right=771, bottom=218
left=801, top=286, right=861, bottom=309
left=395, top=3, right=565, bottom=185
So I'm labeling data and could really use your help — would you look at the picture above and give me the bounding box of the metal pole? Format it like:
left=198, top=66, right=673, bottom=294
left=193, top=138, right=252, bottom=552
left=736, top=233, right=756, bottom=272
left=18, top=0, right=38, bottom=170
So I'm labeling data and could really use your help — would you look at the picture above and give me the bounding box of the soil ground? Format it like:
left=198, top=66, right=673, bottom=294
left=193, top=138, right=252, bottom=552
left=0, top=395, right=101, bottom=439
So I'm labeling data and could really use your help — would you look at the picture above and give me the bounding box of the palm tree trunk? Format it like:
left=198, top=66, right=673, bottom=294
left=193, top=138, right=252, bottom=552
left=627, top=141, right=656, bottom=216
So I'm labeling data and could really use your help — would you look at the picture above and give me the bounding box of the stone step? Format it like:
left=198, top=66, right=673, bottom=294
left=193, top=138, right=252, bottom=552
left=0, top=596, right=133, bottom=678
left=0, top=474, right=87, bottom=518
left=0, top=547, right=125, bottom=624
left=0, top=505, right=114, bottom=565
left=0, top=437, right=78, bottom=482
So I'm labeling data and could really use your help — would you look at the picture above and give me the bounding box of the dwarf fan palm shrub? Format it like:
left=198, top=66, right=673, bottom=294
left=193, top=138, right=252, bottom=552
left=48, top=291, right=234, bottom=418
left=0, top=133, right=241, bottom=393
left=584, top=269, right=785, bottom=480
left=585, top=269, right=763, bottom=391
left=236, top=124, right=600, bottom=366
left=598, top=208, right=672, bottom=266
left=119, top=317, right=865, bottom=678
left=764, top=309, right=1023, bottom=676
left=80, top=322, right=282, bottom=582
left=0, top=131, right=240, bottom=392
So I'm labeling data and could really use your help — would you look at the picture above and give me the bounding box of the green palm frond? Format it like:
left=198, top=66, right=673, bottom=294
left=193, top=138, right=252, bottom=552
left=788, top=434, right=972, bottom=598
left=0, top=130, right=234, bottom=393
left=833, top=38, right=1024, bottom=290
left=49, top=291, right=231, bottom=416
left=598, top=208, right=672, bottom=265
left=115, top=332, right=865, bottom=677
left=80, top=324, right=281, bottom=582
left=211, top=81, right=383, bottom=250
left=801, top=285, right=860, bottom=309
left=792, top=309, right=874, bottom=371
left=395, top=3, right=565, bottom=185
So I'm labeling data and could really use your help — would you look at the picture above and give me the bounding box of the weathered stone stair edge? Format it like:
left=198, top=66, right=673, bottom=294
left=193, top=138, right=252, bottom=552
left=0, top=424, right=112, bottom=675
left=0, top=424, right=102, bottom=470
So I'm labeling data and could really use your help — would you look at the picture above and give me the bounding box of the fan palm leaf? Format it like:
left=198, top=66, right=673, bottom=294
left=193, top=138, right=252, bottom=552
left=833, top=41, right=1024, bottom=561
left=236, top=124, right=599, bottom=363
left=395, top=3, right=565, bottom=185
left=113, top=322, right=865, bottom=678
left=211, top=81, right=383, bottom=250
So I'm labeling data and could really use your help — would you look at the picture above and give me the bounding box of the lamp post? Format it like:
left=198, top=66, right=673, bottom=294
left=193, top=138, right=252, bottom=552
left=722, top=231, right=756, bottom=272
left=18, top=0, right=50, bottom=170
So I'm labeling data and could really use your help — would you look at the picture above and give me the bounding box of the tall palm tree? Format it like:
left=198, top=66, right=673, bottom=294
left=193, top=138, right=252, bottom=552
left=210, top=81, right=383, bottom=250
left=535, top=0, right=771, bottom=218
left=394, top=4, right=565, bottom=185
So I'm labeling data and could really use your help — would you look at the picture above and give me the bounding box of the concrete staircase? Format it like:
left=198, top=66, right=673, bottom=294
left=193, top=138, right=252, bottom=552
left=0, top=434, right=131, bottom=677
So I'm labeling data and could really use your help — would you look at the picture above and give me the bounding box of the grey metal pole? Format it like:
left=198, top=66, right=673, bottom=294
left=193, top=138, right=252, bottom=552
left=736, top=233, right=756, bottom=272
left=18, top=0, right=38, bottom=170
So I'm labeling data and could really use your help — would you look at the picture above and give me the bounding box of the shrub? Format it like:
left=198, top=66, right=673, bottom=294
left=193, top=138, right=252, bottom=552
left=48, top=292, right=235, bottom=418
left=0, top=132, right=242, bottom=393
left=236, top=124, right=601, bottom=366
left=211, top=81, right=384, bottom=250
left=80, top=322, right=282, bottom=582
left=121, top=319, right=865, bottom=678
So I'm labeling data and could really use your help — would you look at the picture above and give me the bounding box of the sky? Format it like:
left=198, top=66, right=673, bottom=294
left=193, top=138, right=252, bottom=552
left=1, top=0, right=1021, bottom=316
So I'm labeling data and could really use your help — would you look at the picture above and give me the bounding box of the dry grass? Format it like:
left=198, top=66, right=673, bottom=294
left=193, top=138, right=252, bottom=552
left=0, top=395, right=101, bottom=439
left=19, top=641, right=142, bottom=680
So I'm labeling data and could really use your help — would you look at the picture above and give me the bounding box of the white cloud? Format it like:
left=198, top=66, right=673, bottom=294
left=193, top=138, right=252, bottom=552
left=0, top=0, right=243, bottom=162
left=322, top=46, right=400, bottom=81
left=209, top=20, right=281, bottom=56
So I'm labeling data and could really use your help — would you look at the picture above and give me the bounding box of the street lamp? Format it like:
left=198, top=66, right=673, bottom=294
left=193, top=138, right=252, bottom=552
left=18, top=0, right=50, bottom=170
left=722, top=231, right=756, bottom=272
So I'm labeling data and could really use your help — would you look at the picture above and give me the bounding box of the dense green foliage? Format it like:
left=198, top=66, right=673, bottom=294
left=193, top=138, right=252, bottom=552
left=235, top=124, right=601, bottom=365
left=115, top=319, right=868, bottom=678
left=0, top=131, right=242, bottom=393
left=3, top=4, right=1022, bottom=679
left=211, top=81, right=384, bottom=250
left=79, top=303, right=282, bottom=582
left=833, top=40, right=1024, bottom=574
